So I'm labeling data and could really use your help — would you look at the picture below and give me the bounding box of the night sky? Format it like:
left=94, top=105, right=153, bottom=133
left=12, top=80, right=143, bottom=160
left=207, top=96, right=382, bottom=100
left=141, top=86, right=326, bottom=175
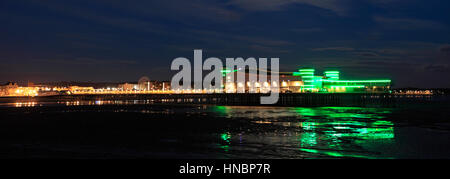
left=1, top=0, right=450, bottom=88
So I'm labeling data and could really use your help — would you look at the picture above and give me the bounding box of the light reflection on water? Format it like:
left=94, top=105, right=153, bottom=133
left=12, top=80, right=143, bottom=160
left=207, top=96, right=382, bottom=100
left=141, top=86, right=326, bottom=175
left=2, top=100, right=398, bottom=158
left=14, top=102, right=37, bottom=107
left=0, top=100, right=154, bottom=107
left=211, top=106, right=395, bottom=158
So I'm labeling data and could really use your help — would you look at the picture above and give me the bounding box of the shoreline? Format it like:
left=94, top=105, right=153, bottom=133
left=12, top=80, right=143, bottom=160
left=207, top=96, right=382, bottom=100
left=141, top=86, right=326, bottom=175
left=0, top=93, right=447, bottom=107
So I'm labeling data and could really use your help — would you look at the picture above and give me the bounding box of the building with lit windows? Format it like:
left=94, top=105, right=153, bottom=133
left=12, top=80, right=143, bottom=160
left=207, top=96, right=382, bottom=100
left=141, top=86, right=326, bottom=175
left=221, top=67, right=391, bottom=93
left=293, top=68, right=392, bottom=93
left=222, top=68, right=289, bottom=93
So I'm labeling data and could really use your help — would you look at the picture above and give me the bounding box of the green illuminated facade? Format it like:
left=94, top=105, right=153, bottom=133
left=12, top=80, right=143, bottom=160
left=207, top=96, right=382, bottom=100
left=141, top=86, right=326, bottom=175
left=324, top=71, right=340, bottom=80
left=296, top=68, right=391, bottom=93
left=298, top=68, right=316, bottom=92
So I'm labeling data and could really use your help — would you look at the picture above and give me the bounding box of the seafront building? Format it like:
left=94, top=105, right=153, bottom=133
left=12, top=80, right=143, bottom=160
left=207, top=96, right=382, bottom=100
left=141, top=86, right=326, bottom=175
left=0, top=82, right=39, bottom=96
left=293, top=68, right=392, bottom=93
left=222, top=68, right=392, bottom=93
left=0, top=68, right=393, bottom=96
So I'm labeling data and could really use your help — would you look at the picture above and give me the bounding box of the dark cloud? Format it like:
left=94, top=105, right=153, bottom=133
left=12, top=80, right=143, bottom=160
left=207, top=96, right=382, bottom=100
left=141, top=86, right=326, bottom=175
left=424, top=64, right=450, bottom=72
left=290, top=28, right=323, bottom=33
left=228, top=0, right=350, bottom=15
left=311, top=47, right=355, bottom=51
left=353, top=52, right=379, bottom=57
left=249, top=45, right=290, bottom=53
left=357, top=60, right=416, bottom=68
left=374, top=16, right=446, bottom=30
left=35, top=58, right=139, bottom=65
left=439, top=45, right=450, bottom=53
